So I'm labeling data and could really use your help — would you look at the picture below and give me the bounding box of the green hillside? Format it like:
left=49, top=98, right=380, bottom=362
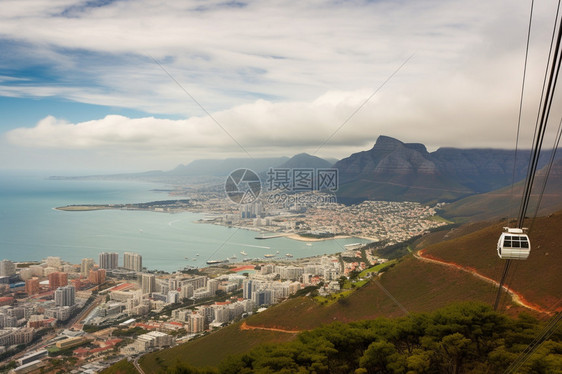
left=421, top=211, right=562, bottom=312
left=148, top=302, right=562, bottom=374
left=139, top=322, right=297, bottom=372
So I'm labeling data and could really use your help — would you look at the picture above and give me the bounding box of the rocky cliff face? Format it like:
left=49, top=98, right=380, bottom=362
left=337, top=136, right=437, bottom=179
left=334, top=135, right=556, bottom=203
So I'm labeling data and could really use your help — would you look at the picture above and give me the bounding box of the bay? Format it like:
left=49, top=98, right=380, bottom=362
left=0, top=171, right=370, bottom=272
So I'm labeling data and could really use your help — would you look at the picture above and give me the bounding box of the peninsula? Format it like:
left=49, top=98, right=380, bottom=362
left=56, top=199, right=192, bottom=212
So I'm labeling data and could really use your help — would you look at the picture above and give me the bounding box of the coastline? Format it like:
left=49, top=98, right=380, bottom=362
left=55, top=205, right=115, bottom=211
left=207, top=221, right=361, bottom=243
left=285, top=233, right=352, bottom=242
left=54, top=197, right=375, bottom=244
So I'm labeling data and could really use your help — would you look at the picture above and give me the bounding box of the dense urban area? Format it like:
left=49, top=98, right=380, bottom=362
left=2, top=196, right=449, bottom=373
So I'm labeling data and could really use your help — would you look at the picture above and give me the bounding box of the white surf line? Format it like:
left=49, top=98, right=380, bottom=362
left=168, top=219, right=185, bottom=227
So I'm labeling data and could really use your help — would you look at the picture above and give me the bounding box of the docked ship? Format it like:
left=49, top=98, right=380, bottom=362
left=264, top=254, right=276, bottom=258
left=206, top=259, right=227, bottom=265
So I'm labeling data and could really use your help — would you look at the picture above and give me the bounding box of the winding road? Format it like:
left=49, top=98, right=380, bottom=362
left=240, top=321, right=300, bottom=334
left=415, top=249, right=553, bottom=315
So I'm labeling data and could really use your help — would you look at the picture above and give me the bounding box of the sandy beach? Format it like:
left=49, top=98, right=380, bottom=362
left=285, top=233, right=352, bottom=242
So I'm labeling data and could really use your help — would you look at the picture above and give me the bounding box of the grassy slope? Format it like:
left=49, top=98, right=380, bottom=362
left=422, top=211, right=562, bottom=311
left=140, top=322, right=297, bottom=371
left=100, top=359, right=138, bottom=374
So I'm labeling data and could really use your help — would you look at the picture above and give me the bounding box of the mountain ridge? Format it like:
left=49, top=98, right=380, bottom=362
left=49, top=135, right=561, bottom=209
left=334, top=135, right=560, bottom=203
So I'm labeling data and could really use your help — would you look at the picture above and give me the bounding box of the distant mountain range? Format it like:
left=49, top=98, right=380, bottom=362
left=50, top=135, right=561, bottom=212
left=50, top=153, right=335, bottom=181
left=168, top=157, right=290, bottom=176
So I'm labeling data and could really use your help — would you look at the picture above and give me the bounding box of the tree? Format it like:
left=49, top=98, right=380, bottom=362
left=438, top=333, right=471, bottom=374
left=359, top=340, right=399, bottom=373
left=338, top=276, right=347, bottom=289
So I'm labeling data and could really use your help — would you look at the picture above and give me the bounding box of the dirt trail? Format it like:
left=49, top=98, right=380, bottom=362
left=240, top=321, right=301, bottom=334
left=415, top=249, right=553, bottom=315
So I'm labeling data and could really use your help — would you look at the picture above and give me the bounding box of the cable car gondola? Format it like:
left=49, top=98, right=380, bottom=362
left=497, top=227, right=530, bottom=260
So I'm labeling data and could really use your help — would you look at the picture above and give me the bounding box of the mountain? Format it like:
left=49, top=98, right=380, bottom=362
left=168, top=157, right=290, bottom=177
left=335, top=135, right=558, bottom=204
left=160, top=153, right=333, bottom=178
left=441, top=158, right=562, bottom=222
left=49, top=157, right=290, bottom=182
left=50, top=154, right=335, bottom=182
left=276, top=153, right=333, bottom=169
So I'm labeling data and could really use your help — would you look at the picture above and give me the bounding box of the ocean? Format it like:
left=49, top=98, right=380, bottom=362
left=0, top=171, right=369, bottom=272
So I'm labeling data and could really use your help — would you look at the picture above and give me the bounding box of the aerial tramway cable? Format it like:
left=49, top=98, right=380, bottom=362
left=495, top=0, right=562, bottom=311
left=492, top=4, right=562, bottom=368
left=508, top=0, right=535, bottom=228
left=529, top=116, right=562, bottom=232
left=517, top=10, right=562, bottom=229
left=504, top=311, right=562, bottom=374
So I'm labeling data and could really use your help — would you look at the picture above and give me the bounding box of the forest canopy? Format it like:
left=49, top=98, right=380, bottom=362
left=162, top=302, right=561, bottom=374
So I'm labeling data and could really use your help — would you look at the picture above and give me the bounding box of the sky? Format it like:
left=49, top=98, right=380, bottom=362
left=1, top=0, right=561, bottom=173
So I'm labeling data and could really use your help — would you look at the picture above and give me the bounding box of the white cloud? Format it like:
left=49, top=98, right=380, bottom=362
left=5, top=85, right=548, bottom=160
left=1, top=0, right=561, bottom=171
left=0, top=0, right=547, bottom=115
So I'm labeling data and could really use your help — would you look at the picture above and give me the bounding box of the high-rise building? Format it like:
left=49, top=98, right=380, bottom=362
left=0, top=260, right=15, bottom=277
left=207, top=279, right=219, bottom=296
left=88, top=269, right=106, bottom=285
left=180, top=284, right=194, bottom=299
left=141, top=273, right=156, bottom=295
left=169, top=277, right=179, bottom=291
left=188, top=313, right=205, bottom=333
left=123, top=252, right=142, bottom=272
left=98, top=252, right=118, bottom=270
left=54, top=285, right=75, bottom=307
left=25, top=278, right=40, bottom=296
left=242, top=279, right=254, bottom=299
left=48, top=272, right=68, bottom=290
left=251, top=289, right=274, bottom=307
left=80, top=258, right=95, bottom=277
left=180, top=276, right=207, bottom=290
left=167, top=290, right=180, bottom=304
left=240, top=201, right=263, bottom=219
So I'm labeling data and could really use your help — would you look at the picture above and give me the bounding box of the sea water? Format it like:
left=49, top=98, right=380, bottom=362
left=0, top=171, right=370, bottom=272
